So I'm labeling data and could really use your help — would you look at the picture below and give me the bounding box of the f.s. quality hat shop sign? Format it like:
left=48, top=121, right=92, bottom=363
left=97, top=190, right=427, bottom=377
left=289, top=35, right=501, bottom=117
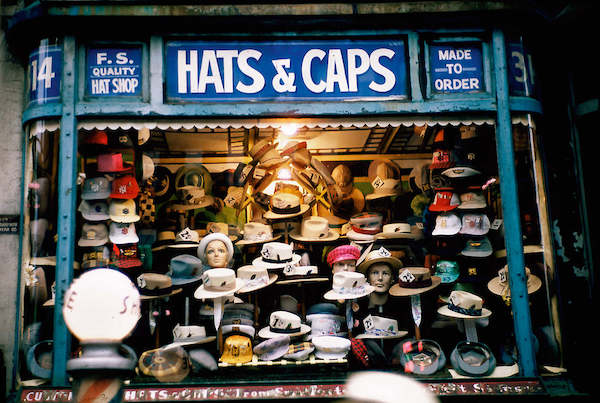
left=164, top=40, right=408, bottom=102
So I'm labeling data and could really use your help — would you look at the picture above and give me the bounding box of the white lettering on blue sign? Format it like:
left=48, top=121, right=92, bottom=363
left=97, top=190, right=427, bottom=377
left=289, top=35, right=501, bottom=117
left=87, top=48, right=142, bottom=96
left=430, top=44, right=483, bottom=94
left=166, top=41, right=407, bottom=101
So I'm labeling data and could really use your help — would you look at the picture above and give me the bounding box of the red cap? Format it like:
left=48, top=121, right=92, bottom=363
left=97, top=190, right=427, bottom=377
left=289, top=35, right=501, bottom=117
left=110, top=175, right=140, bottom=199
left=83, top=130, right=108, bottom=146
left=327, top=244, right=361, bottom=267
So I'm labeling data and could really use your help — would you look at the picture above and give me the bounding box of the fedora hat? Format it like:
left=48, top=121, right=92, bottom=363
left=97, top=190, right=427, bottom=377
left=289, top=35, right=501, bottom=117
left=355, top=315, right=408, bottom=339
left=235, top=222, right=281, bottom=246
left=389, top=267, right=441, bottom=297
left=249, top=139, right=285, bottom=168
left=252, top=242, right=302, bottom=270
left=136, top=273, right=182, bottom=300
left=357, top=247, right=403, bottom=274
left=165, top=324, right=216, bottom=348
left=375, top=223, right=423, bottom=240
left=276, top=265, right=329, bottom=285
left=97, top=152, right=133, bottom=173
left=281, top=141, right=311, bottom=168
left=193, top=268, right=243, bottom=300
left=263, top=191, right=310, bottom=220
left=235, top=265, right=278, bottom=293
left=258, top=310, right=311, bottom=339
left=168, top=254, right=205, bottom=286
left=437, top=290, right=492, bottom=319
left=289, top=216, right=339, bottom=242
left=324, top=271, right=374, bottom=300
left=487, top=265, right=542, bottom=297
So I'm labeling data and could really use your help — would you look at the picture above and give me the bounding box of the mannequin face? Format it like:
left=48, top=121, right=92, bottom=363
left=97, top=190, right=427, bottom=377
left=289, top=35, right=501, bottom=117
left=205, top=239, right=229, bottom=268
left=332, top=259, right=356, bottom=274
left=367, top=263, right=393, bottom=293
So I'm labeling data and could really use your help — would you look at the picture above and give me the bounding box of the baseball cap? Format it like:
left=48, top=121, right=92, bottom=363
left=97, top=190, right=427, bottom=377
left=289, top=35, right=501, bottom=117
left=110, top=175, right=140, bottom=199
left=220, top=335, right=253, bottom=365
left=461, top=237, right=493, bottom=257
left=81, top=177, right=111, bottom=200
left=431, top=213, right=461, bottom=236
left=78, top=200, right=109, bottom=221
left=459, top=213, right=490, bottom=236
left=109, top=222, right=139, bottom=244
left=81, top=245, right=110, bottom=269
left=428, top=189, right=460, bottom=212
left=109, top=199, right=140, bottom=223
left=434, top=260, right=460, bottom=283
left=77, top=223, right=109, bottom=247
left=111, top=243, right=142, bottom=269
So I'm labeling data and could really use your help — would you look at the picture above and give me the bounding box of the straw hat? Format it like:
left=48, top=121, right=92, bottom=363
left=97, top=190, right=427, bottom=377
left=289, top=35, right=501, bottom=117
left=388, top=267, right=441, bottom=297
left=289, top=216, right=339, bottom=242
left=487, top=265, right=542, bottom=297
left=437, top=290, right=492, bottom=319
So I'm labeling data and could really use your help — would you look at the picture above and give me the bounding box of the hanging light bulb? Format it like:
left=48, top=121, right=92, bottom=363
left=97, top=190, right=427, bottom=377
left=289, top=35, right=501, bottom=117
left=280, top=123, right=299, bottom=137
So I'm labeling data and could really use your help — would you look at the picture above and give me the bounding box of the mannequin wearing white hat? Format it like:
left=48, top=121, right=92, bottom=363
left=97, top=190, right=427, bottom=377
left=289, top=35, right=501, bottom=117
left=198, top=233, right=235, bottom=269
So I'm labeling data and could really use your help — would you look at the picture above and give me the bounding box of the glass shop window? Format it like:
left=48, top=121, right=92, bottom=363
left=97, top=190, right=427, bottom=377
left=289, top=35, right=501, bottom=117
left=36, top=120, right=558, bottom=385
left=19, top=120, right=61, bottom=385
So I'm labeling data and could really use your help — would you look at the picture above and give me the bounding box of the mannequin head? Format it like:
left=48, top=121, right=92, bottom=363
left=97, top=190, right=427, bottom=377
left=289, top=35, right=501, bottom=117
left=367, top=263, right=394, bottom=294
left=198, top=232, right=234, bottom=268
left=332, top=259, right=357, bottom=274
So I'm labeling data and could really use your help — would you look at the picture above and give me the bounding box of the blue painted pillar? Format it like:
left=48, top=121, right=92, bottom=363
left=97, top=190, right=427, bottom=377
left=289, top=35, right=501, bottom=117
left=52, top=35, right=77, bottom=386
left=492, top=29, right=537, bottom=377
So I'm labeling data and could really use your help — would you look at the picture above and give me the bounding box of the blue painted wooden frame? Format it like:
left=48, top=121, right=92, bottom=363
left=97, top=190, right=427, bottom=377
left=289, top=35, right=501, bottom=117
left=20, top=28, right=541, bottom=387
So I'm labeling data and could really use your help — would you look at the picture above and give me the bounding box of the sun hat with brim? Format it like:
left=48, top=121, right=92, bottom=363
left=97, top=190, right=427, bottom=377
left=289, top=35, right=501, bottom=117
left=137, top=273, right=182, bottom=300
left=254, top=335, right=291, bottom=361
left=193, top=268, right=243, bottom=300
left=487, top=265, right=542, bottom=297
left=312, top=336, right=351, bottom=360
left=138, top=345, right=190, bottom=383
left=164, top=324, right=216, bottom=348
left=81, top=177, right=112, bottom=200
left=235, top=222, right=281, bottom=246
left=169, top=227, right=201, bottom=249
left=323, top=271, right=374, bottom=300
left=276, top=265, right=329, bottom=284
left=235, top=265, right=278, bottom=293
left=396, top=338, right=447, bottom=376
left=450, top=341, right=496, bottom=377
left=257, top=310, right=311, bottom=339
left=289, top=216, right=340, bottom=242
left=356, top=247, right=403, bottom=274
left=168, top=254, right=205, bottom=286
left=355, top=315, right=408, bottom=340
left=152, top=231, right=176, bottom=251
left=389, top=267, right=442, bottom=297
left=437, top=290, right=492, bottom=319
left=365, top=178, right=403, bottom=200
left=252, top=242, right=302, bottom=270
left=78, top=200, right=110, bottom=221
left=263, top=192, right=310, bottom=220
left=197, top=233, right=234, bottom=266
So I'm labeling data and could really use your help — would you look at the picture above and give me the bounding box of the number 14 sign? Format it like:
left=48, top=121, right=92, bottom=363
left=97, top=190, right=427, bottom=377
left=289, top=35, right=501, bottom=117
left=28, top=43, right=62, bottom=105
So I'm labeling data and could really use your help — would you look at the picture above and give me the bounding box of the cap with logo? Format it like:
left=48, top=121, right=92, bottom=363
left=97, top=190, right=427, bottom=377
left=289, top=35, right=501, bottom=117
left=220, top=335, right=253, bottom=365
left=81, top=177, right=111, bottom=200
left=78, top=200, right=110, bottom=221
left=110, top=175, right=140, bottom=199
left=109, top=199, right=140, bottom=223
left=461, top=237, right=493, bottom=257
left=429, top=189, right=460, bottom=212
left=109, top=222, right=139, bottom=244
left=431, top=213, right=462, bottom=236
left=111, top=243, right=143, bottom=269
left=78, top=223, right=109, bottom=247
left=459, top=213, right=490, bottom=236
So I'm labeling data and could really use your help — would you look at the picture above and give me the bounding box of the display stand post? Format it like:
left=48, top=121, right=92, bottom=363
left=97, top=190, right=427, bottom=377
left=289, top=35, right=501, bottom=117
left=464, top=319, right=479, bottom=342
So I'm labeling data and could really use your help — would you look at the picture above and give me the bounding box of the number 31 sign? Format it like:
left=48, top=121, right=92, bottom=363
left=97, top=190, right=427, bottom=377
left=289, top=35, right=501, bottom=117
left=28, top=43, right=62, bottom=105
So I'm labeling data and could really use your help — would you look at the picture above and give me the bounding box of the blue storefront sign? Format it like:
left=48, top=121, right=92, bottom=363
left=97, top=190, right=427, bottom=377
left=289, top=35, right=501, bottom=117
left=86, top=47, right=142, bottom=97
left=429, top=43, right=484, bottom=94
left=507, top=42, right=536, bottom=97
left=165, top=40, right=408, bottom=102
left=27, top=43, right=62, bottom=105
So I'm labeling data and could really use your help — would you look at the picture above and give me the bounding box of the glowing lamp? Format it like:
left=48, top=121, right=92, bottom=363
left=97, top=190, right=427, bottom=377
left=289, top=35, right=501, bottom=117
left=62, top=268, right=141, bottom=343
left=280, top=123, right=299, bottom=137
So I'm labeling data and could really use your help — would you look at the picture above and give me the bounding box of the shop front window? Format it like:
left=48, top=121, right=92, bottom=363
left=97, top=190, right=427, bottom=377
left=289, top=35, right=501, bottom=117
left=19, top=117, right=559, bottom=385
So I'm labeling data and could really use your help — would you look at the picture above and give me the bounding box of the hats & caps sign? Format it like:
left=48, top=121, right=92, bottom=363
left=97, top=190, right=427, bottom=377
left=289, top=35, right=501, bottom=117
left=164, top=40, right=409, bottom=102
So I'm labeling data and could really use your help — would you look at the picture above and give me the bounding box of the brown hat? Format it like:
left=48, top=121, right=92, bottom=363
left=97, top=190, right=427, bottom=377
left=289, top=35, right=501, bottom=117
left=389, top=267, right=441, bottom=297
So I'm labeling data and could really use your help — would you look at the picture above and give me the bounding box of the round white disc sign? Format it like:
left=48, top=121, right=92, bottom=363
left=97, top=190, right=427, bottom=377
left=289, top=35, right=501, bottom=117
left=62, top=268, right=141, bottom=342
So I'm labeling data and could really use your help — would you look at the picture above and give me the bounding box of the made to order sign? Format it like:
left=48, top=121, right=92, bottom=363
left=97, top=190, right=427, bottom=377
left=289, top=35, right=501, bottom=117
left=429, top=43, right=484, bottom=94
left=165, top=40, right=408, bottom=102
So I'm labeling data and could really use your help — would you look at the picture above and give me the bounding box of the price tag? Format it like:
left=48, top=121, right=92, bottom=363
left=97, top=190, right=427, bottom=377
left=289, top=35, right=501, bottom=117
left=491, top=219, right=503, bottom=230
left=371, top=176, right=384, bottom=189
